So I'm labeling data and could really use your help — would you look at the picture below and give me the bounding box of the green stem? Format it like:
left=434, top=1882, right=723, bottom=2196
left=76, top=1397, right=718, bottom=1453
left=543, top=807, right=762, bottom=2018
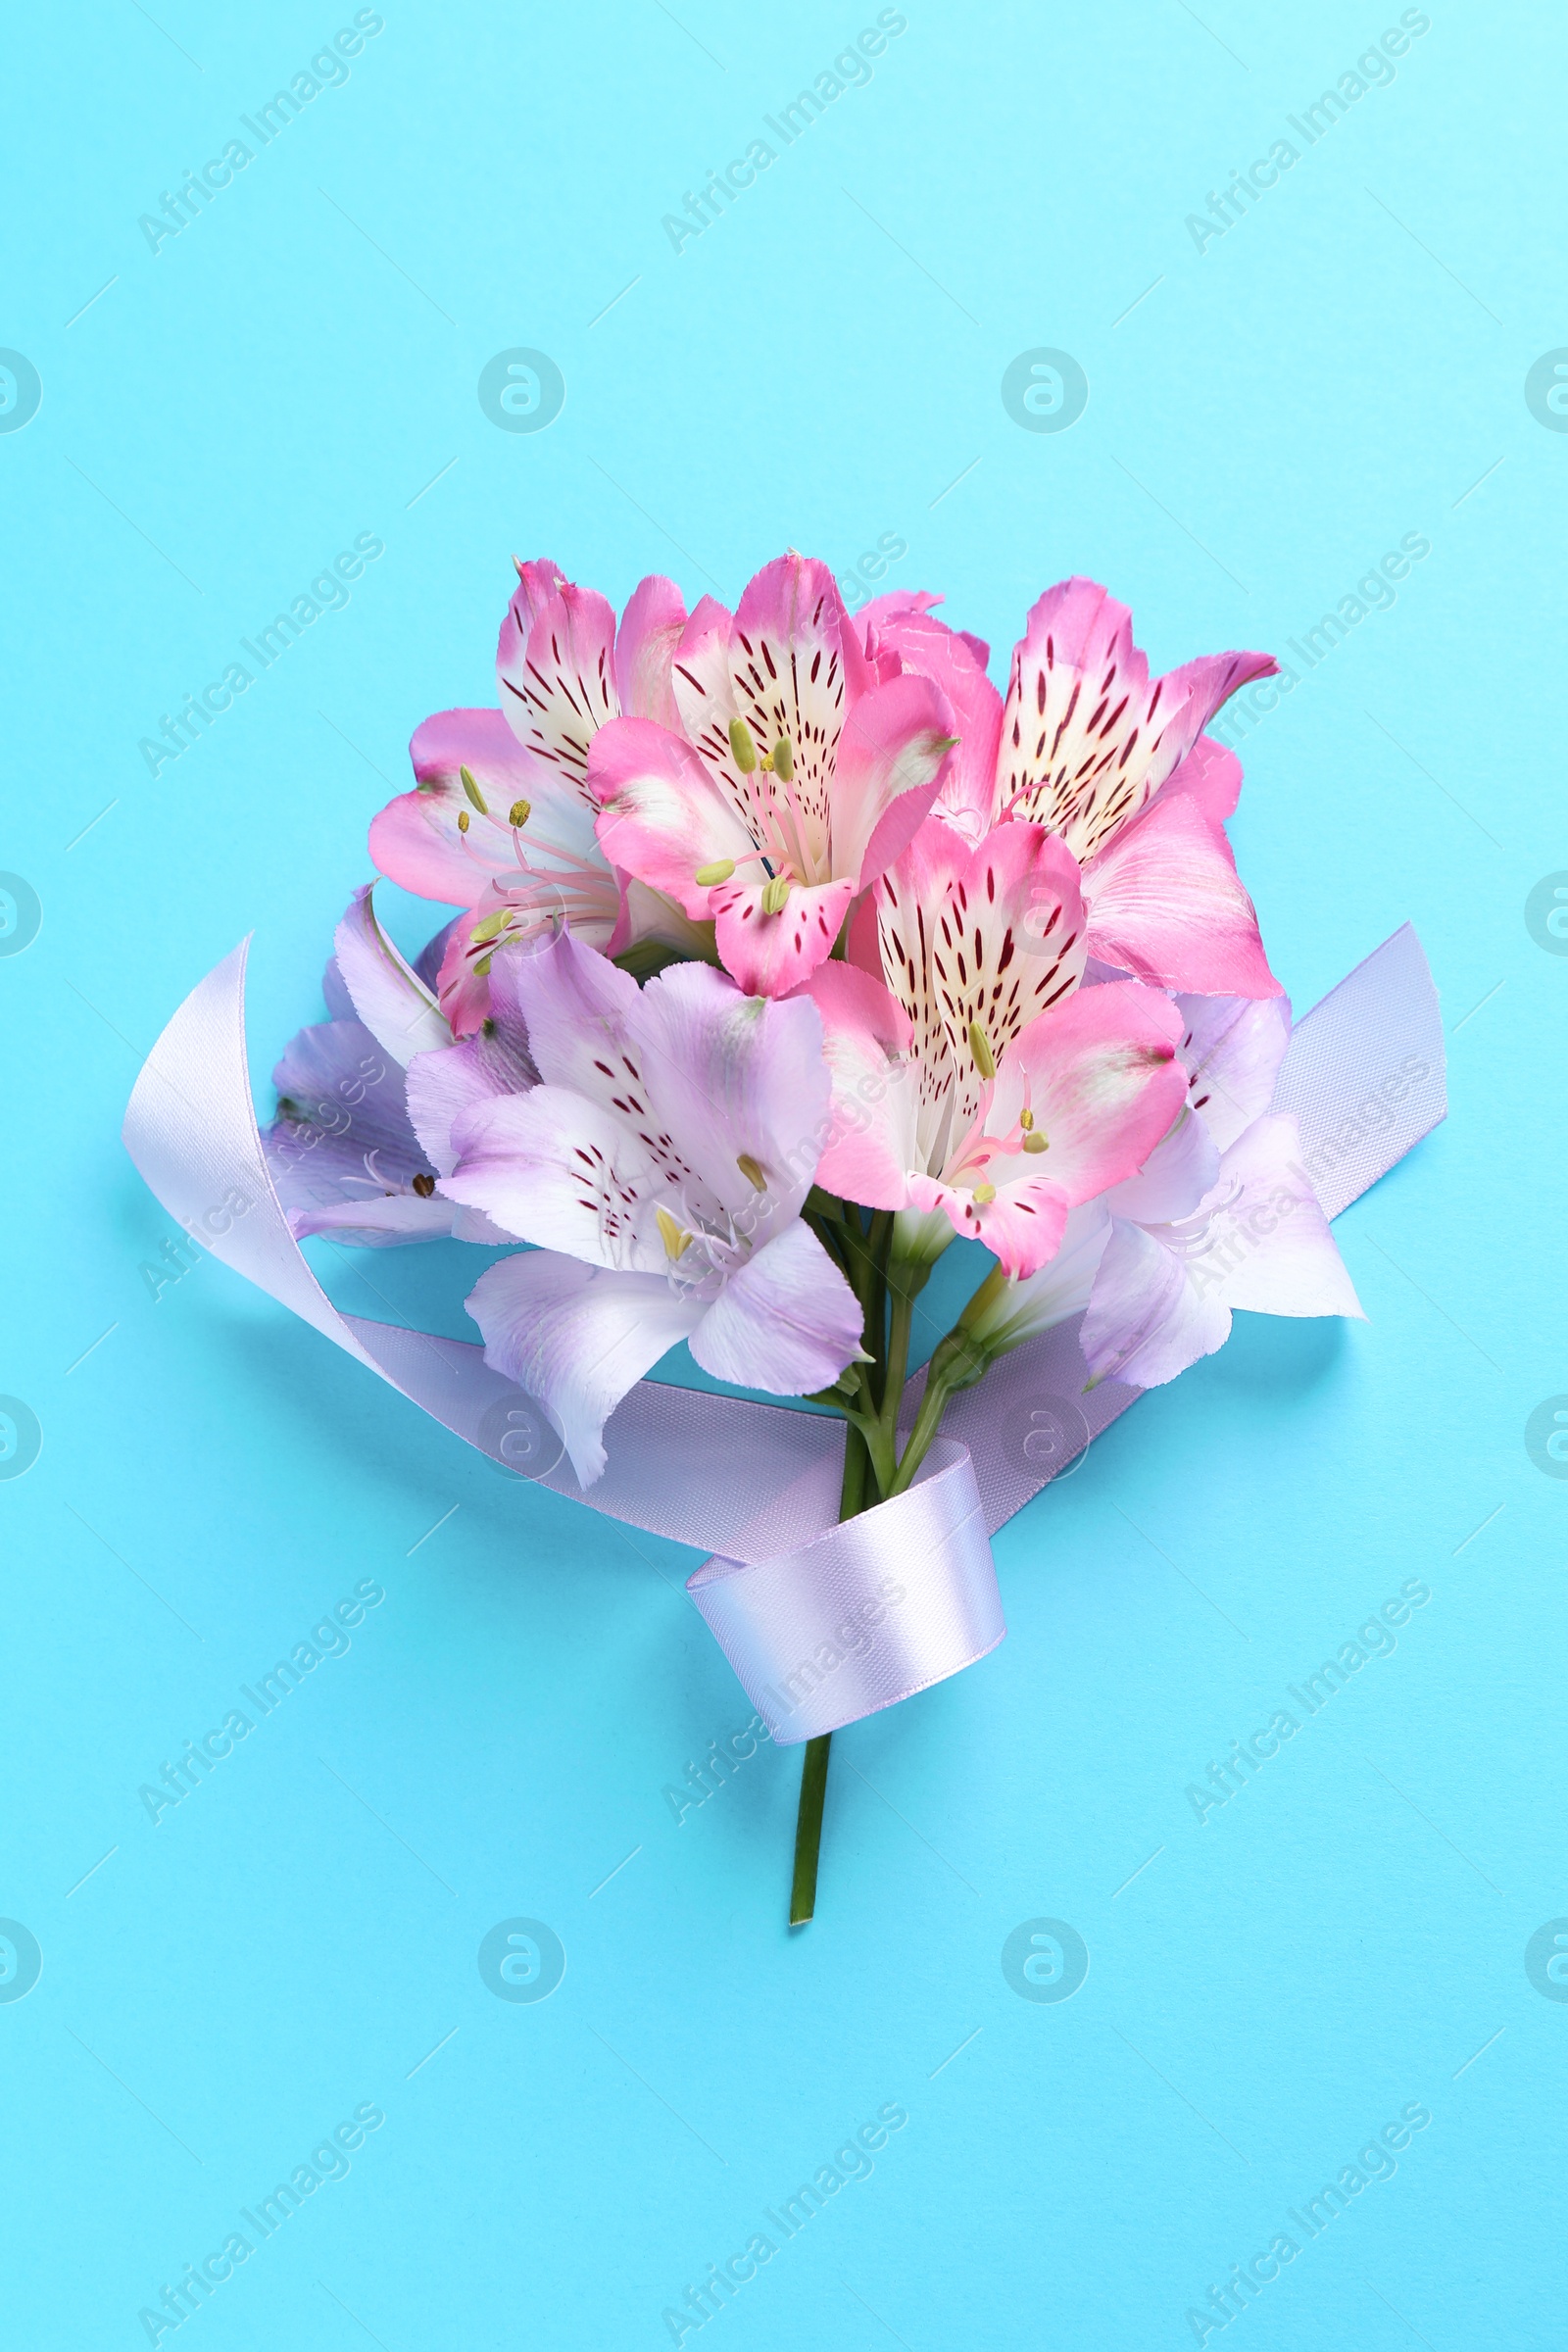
left=790, top=1421, right=872, bottom=1927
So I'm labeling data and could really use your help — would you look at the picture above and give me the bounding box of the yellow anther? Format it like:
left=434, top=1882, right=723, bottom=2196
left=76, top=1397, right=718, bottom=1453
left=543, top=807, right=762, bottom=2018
left=771, top=736, right=794, bottom=782
left=967, top=1021, right=996, bottom=1080
left=509, top=799, right=531, bottom=828
left=457, top=809, right=470, bottom=833
left=1021, top=1131, right=1049, bottom=1154
left=1019, top=1106, right=1034, bottom=1130
left=695, top=858, right=736, bottom=887
left=760, top=876, right=792, bottom=916
left=470, top=908, right=512, bottom=945
left=736, top=1152, right=766, bottom=1192
left=460, top=764, right=488, bottom=813
left=972, top=1182, right=997, bottom=1205
left=657, top=1206, right=692, bottom=1261
left=728, top=717, right=759, bottom=773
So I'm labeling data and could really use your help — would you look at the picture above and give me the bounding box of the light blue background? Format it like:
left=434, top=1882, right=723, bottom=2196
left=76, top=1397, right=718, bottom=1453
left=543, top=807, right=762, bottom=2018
left=4, top=2, right=1562, bottom=2344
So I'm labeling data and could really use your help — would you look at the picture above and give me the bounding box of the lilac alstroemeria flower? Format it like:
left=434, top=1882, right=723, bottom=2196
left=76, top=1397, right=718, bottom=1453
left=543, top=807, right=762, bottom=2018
left=264, top=889, right=531, bottom=1246
left=1078, top=992, right=1363, bottom=1386
left=435, top=926, right=863, bottom=1483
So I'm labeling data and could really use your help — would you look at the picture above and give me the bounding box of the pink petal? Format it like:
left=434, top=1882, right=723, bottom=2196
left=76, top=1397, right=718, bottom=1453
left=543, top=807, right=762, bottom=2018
left=668, top=595, right=754, bottom=836
left=370, top=709, right=545, bottom=906
left=999, top=576, right=1275, bottom=860
left=834, top=672, right=960, bottom=888
left=499, top=582, right=618, bottom=797
left=907, top=1167, right=1071, bottom=1278
left=801, top=960, right=917, bottom=1210
left=929, top=822, right=1087, bottom=1143
left=591, top=716, right=758, bottom=918
left=710, top=875, right=856, bottom=997
left=690, top=1220, right=864, bottom=1397
left=466, top=1250, right=702, bottom=1486
left=614, top=574, right=688, bottom=729
left=1163, top=733, right=1243, bottom=824
left=995, top=978, right=1187, bottom=1204
left=1083, top=792, right=1282, bottom=998
left=859, top=601, right=1003, bottom=840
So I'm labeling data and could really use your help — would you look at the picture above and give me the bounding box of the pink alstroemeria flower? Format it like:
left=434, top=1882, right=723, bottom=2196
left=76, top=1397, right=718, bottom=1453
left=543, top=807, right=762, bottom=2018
left=435, top=927, right=863, bottom=1484
left=803, top=817, right=1189, bottom=1277
left=590, top=554, right=958, bottom=999
left=861, top=578, right=1282, bottom=999
left=1080, top=992, right=1363, bottom=1385
left=369, top=559, right=706, bottom=1034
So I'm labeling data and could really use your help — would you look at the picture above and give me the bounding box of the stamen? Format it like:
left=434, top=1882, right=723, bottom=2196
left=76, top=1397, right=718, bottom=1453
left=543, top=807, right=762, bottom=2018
left=509, top=799, right=531, bottom=828
left=728, top=717, right=759, bottom=773
left=696, top=858, right=736, bottom=886
left=972, top=1182, right=997, bottom=1205
left=1019, top=1107, right=1034, bottom=1130
left=457, top=810, right=470, bottom=833
left=412, top=1173, right=436, bottom=1198
left=771, top=735, right=794, bottom=782
left=460, top=764, right=488, bottom=813
left=470, top=907, right=512, bottom=944
left=760, top=876, right=792, bottom=915
left=657, top=1206, right=693, bottom=1260
left=736, top=1152, right=766, bottom=1191
left=967, top=1021, right=996, bottom=1080
left=1021, top=1132, right=1049, bottom=1154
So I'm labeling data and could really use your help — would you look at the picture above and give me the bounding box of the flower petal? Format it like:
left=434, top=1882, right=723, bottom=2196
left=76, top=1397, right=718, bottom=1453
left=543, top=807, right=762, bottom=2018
left=500, top=581, right=618, bottom=800
left=614, top=573, right=687, bottom=729
left=591, top=715, right=758, bottom=920
left=370, top=709, right=549, bottom=907
left=1175, top=991, right=1292, bottom=1150
left=727, top=556, right=872, bottom=873
left=1083, top=792, right=1281, bottom=998
left=1197, top=1114, right=1364, bottom=1321
left=928, top=822, right=1087, bottom=1144
left=861, top=600, right=1003, bottom=841
left=1102, top=1105, right=1219, bottom=1225
left=907, top=1166, right=1071, bottom=1277
left=1163, top=733, right=1243, bottom=825
left=627, top=959, right=832, bottom=1227
left=332, top=887, right=452, bottom=1065
left=405, top=997, right=537, bottom=1177
left=466, top=1250, right=701, bottom=1486
left=505, top=923, right=642, bottom=1099
left=993, top=977, right=1188, bottom=1204
left=689, top=1221, right=863, bottom=1396
left=832, top=671, right=959, bottom=888
left=1080, top=1214, right=1227, bottom=1388
left=442, top=1084, right=652, bottom=1263
left=710, top=875, right=856, bottom=997
left=265, top=1014, right=447, bottom=1246
left=999, top=577, right=1275, bottom=860
left=801, top=960, right=918, bottom=1210
left=965, top=1203, right=1111, bottom=1352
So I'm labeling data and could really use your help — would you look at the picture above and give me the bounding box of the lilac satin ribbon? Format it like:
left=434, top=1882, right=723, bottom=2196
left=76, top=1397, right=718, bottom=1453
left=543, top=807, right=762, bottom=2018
left=122, top=924, right=1445, bottom=1743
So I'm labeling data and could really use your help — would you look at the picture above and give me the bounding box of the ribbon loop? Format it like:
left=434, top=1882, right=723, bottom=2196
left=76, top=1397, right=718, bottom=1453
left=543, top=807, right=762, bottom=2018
left=688, top=1440, right=1002, bottom=1743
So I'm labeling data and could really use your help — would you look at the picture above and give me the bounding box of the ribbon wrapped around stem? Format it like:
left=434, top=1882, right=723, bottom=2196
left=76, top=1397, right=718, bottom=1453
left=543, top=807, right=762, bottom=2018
left=122, top=924, right=1445, bottom=1742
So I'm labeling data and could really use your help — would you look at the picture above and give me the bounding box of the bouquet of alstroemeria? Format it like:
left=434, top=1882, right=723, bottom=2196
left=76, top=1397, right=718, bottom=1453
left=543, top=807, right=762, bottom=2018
left=255, top=551, right=1366, bottom=1920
